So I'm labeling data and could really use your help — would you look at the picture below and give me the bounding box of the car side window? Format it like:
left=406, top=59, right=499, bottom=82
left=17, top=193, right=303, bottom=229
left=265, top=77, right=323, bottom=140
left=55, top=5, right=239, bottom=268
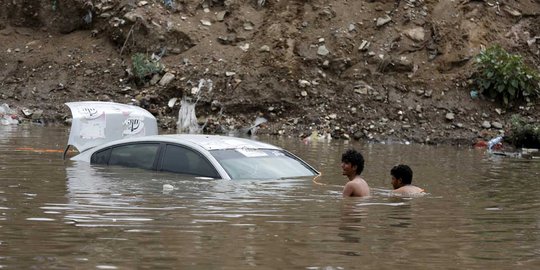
left=107, top=143, right=160, bottom=170
left=91, top=148, right=111, bottom=164
left=161, top=144, right=220, bottom=178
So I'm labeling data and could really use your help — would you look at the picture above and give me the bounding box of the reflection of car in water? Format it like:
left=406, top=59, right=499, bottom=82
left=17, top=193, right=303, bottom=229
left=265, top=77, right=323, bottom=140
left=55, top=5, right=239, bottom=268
left=65, top=101, right=319, bottom=180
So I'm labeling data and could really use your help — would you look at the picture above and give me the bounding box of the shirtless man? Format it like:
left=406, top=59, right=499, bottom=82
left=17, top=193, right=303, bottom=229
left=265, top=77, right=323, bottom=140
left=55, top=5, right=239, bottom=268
left=390, top=164, right=425, bottom=196
left=341, top=149, right=370, bottom=197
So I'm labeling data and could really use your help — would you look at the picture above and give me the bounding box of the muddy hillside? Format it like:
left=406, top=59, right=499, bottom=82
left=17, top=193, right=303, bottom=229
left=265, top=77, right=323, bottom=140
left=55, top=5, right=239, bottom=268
left=1, top=0, right=539, bottom=145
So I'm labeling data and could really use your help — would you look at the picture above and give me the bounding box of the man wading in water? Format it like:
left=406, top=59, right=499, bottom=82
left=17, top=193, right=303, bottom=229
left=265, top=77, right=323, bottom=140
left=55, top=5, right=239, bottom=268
left=390, top=164, right=425, bottom=196
left=341, top=149, right=370, bottom=197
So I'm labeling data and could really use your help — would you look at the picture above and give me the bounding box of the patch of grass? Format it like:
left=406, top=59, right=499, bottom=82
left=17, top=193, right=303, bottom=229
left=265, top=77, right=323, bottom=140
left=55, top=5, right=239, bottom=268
left=472, top=45, right=540, bottom=107
left=507, top=114, right=540, bottom=148
left=131, top=53, right=163, bottom=83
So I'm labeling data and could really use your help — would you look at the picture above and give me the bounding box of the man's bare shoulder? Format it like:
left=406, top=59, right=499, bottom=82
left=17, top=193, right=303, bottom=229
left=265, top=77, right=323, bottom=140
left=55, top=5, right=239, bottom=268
left=392, top=185, right=425, bottom=197
left=343, top=177, right=370, bottom=197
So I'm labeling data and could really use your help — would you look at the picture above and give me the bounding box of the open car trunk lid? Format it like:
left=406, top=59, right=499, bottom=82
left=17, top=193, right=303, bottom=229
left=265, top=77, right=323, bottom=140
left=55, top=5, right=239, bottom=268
left=65, top=101, right=158, bottom=155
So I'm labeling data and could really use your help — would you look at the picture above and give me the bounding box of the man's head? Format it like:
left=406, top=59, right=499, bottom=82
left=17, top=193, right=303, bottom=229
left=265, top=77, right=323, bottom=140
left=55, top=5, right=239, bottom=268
left=341, top=149, right=365, bottom=175
left=390, top=164, right=413, bottom=189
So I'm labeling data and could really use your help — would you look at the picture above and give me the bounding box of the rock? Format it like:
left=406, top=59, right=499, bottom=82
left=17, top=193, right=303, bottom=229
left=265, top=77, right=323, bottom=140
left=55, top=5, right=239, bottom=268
left=259, top=45, right=270, bottom=52
left=100, top=13, right=113, bottom=19
left=218, top=34, right=238, bottom=45
left=150, top=74, right=161, bottom=85
left=170, top=48, right=182, bottom=54
left=504, top=6, right=522, bottom=17
left=216, top=11, right=228, bottom=22
left=301, top=91, right=308, bottom=97
left=322, top=60, right=330, bottom=67
left=359, top=40, right=370, bottom=51
left=168, top=98, right=177, bottom=108
left=200, top=20, right=212, bottom=26
left=225, top=71, right=236, bottom=77
left=481, top=121, right=491, bottom=129
left=491, top=122, right=503, bottom=129
left=445, top=112, right=455, bottom=121
left=243, top=22, right=254, bottom=31
left=159, top=73, right=175, bottom=86
left=239, top=43, right=250, bottom=51
left=353, top=81, right=373, bottom=95
left=353, top=131, right=363, bottom=140
left=119, top=86, right=131, bottom=93
left=32, top=109, right=43, bottom=120
left=317, top=45, right=330, bottom=56
left=124, top=12, right=145, bottom=23
left=395, top=56, right=414, bottom=72
left=376, top=15, right=392, bottom=27
left=404, top=27, right=425, bottom=42
left=298, top=79, right=311, bottom=88
left=0, top=27, right=13, bottom=36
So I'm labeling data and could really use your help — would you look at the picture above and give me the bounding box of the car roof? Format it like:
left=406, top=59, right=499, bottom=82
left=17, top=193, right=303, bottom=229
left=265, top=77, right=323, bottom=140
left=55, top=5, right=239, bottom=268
left=92, top=134, right=281, bottom=151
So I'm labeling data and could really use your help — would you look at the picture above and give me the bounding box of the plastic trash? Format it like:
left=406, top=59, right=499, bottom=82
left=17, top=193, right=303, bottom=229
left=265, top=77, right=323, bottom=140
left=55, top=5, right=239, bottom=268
left=0, top=103, right=19, bottom=125
left=0, top=116, right=18, bottom=125
left=163, top=184, right=174, bottom=192
left=470, top=90, right=479, bottom=99
left=0, top=103, right=12, bottom=114
left=163, top=0, right=174, bottom=9
left=487, top=136, right=503, bottom=151
left=247, top=117, right=267, bottom=135
left=83, top=10, right=92, bottom=24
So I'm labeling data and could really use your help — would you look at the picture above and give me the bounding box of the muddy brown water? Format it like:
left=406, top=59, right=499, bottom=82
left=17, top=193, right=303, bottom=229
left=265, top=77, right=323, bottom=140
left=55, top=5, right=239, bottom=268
left=1, top=125, right=539, bottom=269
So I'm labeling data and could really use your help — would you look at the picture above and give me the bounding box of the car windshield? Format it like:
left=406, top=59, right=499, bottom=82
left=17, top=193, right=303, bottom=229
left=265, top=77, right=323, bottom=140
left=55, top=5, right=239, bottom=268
left=210, top=148, right=317, bottom=180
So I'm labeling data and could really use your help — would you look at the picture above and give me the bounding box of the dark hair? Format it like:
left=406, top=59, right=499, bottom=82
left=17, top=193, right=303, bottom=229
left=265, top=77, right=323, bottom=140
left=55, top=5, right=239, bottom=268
left=391, top=164, right=413, bottom=185
left=341, top=149, right=365, bottom=175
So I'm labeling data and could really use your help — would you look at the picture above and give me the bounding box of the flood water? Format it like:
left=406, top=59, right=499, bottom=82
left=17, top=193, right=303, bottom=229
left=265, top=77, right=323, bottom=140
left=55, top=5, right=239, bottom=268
left=1, top=125, right=539, bottom=269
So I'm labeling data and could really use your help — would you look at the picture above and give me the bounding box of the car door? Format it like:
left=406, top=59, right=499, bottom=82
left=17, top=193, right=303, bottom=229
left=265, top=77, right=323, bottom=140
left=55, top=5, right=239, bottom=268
left=159, top=144, right=221, bottom=178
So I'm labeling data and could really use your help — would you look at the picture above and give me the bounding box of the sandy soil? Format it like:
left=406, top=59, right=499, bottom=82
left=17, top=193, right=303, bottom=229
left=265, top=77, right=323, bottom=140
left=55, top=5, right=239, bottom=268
left=1, top=0, right=539, bottom=146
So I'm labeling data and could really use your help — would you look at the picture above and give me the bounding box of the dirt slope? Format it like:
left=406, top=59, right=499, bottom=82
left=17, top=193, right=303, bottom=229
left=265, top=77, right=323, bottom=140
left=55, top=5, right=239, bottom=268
left=1, top=0, right=539, bottom=145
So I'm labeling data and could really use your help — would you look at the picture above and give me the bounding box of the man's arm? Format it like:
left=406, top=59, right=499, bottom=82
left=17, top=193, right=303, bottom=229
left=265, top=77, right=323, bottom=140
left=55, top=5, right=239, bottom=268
left=342, top=182, right=354, bottom=197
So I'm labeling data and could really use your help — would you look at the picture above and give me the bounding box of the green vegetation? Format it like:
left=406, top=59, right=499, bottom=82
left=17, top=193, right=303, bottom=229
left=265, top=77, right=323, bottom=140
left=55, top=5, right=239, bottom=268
left=131, top=53, right=163, bottom=83
left=507, top=114, right=540, bottom=148
left=472, top=45, right=540, bottom=106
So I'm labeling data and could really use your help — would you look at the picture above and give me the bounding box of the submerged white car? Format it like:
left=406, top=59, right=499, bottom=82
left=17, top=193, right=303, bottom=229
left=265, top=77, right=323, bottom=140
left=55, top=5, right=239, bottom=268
left=65, top=101, right=319, bottom=180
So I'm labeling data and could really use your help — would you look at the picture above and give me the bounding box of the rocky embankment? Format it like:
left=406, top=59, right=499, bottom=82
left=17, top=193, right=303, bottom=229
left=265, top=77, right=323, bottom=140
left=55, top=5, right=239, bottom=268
left=1, top=0, right=539, bottom=146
